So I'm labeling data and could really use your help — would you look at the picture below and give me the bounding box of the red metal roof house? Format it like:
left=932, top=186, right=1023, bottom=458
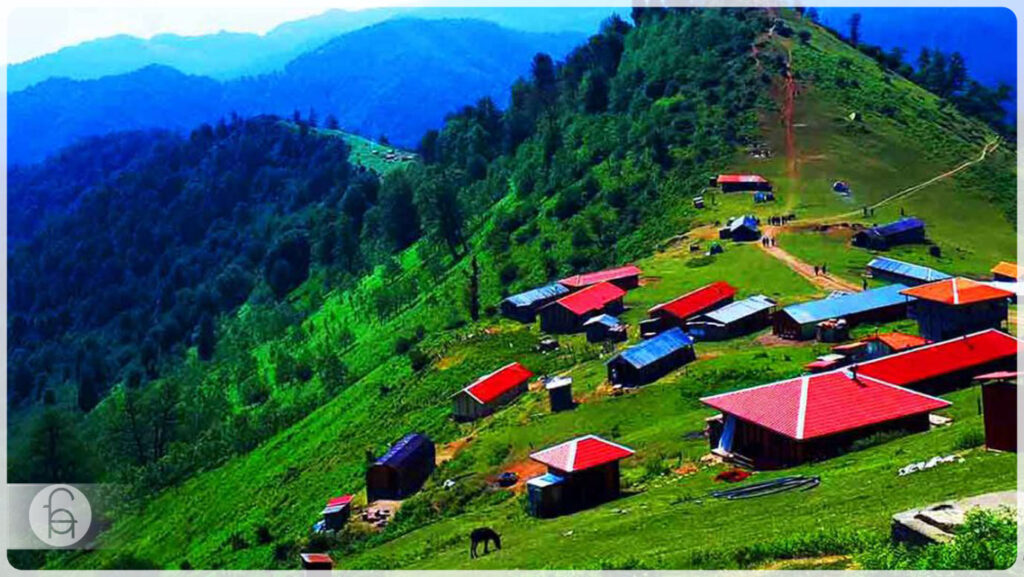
left=452, top=362, right=534, bottom=421
left=711, top=174, right=773, bottom=192
left=299, top=553, right=335, bottom=570
left=320, top=494, right=353, bottom=531
left=649, top=281, right=736, bottom=331
left=539, top=282, right=626, bottom=333
left=856, top=329, right=1019, bottom=394
left=559, top=265, right=642, bottom=291
left=901, top=278, right=1012, bottom=342
left=703, top=370, right=950, bottom=469
left=526, top=435, right=635, bottom=517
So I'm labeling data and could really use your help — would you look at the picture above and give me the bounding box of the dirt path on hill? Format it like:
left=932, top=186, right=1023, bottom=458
left=808, top=138, right=1000, bottom=225
left=758, top=225, right=862, bottom=293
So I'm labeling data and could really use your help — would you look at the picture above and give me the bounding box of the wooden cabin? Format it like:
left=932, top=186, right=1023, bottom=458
left=686, top=294, right=775, bottom=341
left=526, top=435, right=634, bottom=518
left=583, top=314, right=627, bottom=343
left=452, top=362, right=533, bottom=421
left=703, top=369, right=949, bottom=469
left=559, top=265, right=642, bottom=291
left=366, top=433, right=435, bottom=502
left=866, top=257, right=950, bottom=286
left=852, top=218, right=925, bottom=250
left=539, top=282, right=625, bottom=333
left=711, top=174, right=772, bottom=193
left=902, top=278, right=1012, bottom=342
left=607, top=328, right=695, bottom=387
left=500, top=283, right=569, bottom=322
left=991, top=261, right=1020, bottom=283
left=649, top=281, right=736, bottom=331
left=773, top=284, right=910, bottom=340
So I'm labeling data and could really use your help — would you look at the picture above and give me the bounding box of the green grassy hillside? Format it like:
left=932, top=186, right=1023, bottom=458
left=26, top=8, right=1017, bottom=571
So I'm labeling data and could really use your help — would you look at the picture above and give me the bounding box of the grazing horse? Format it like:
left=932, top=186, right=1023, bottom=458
left=469, top=527, right=501, bottom=558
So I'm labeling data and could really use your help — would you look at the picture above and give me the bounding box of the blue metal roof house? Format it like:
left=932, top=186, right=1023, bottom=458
left=773, top=284, right=913, bottom=340
left=867, top=257, right=950, bottom=286
left=686, top=295, right=776, bottom=341
left=852, top=218, right=926, bottom=250
left=583, top=314, right=627, bottom=343
left=501, top=283, right=570, bottom=322
left=719, top=215, right=761, bottom=242
left=366, top=433, right=435, bottom=502
left=607, top=328, right=696, bottom=387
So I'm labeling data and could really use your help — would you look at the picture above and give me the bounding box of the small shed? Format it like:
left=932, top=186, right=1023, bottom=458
left=559, top=265, right=642, bottom=291
left=901, top=278, right=1012, bottom=341
left=773, top=284, right=911, bottom=340
left=856, top=329, right=1019, bottom=394
left=366, top=433, right=436, bottom=502
left=452, top=362, right=534, bottom=421
left=544, top=376, right=574, bottom=412
left=526, top=435, right=634, bottom=517
left=976, top=372, right=1017, bottom=452
left=300, top=553, right=335, bottom=570
left=607, top=327, right=696, bottom=387
left=703, top=369, right=950, bottom=469
left=852, top=217, right=926, bottom=250
left=649, top=281, right=736, bottom=330
left=583, top=314, right=627, bottom=343
left=866, top=257, right=950, bottom=286
left=991, top=261, right=1020, bottom=283
left=685, top=294, right=775, bottom=340
left=719, top=215, right=761, bottom=242
left=712, top=174, right=772, bottom=192
left=500, top=283, right=570, bottom=322
left=320, top=494, right=353, bottom=531
left=539, top=282, right=626, bottom=334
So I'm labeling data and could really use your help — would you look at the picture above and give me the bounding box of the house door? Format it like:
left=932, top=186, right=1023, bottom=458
left=717, top=415, right=736, bottom=453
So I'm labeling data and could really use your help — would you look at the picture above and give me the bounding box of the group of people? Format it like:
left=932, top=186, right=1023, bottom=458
left=766, top=214, right=795, bottom=226
left=760, top=236, right=777, bottom=247
left=813, top=263, right=829, bottom=276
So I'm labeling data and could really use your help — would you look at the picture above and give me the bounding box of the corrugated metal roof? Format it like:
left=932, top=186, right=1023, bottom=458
left=718, top=174, right=768, bottom=184
left=375, top=433, right=432, bottom=468
left=503, top=283, right=569, bottom=307
left=867, top=257, right=950, bottom=283
left=583, top=314, right=622, bottom=328
left=864, top=217, right=924, bottom=238
left=613, top=327, right=694, bottom=369
left=701, top=370, right=949, bottom=440
left=857, top=329, right=1020, bottom=387
left=530, top=435, right=634, bottom=472
left=559, top=265, right=642, bottom=289
left=460, top=362, right=534, bottom=404
left=695, top=294, right=775, bottom=325
left=782, top=284, right=911, bottom=325
left=902, top=277, right=1014, bottom=305
left=651, top=281, right=737, bottom=321
left=727, top=215, right=759, bottom=233
left=552, top=282, right=625, bottom=315
left=991, top=261, right=1020, bottom=280
left=526, top=473, right=565, bottom=487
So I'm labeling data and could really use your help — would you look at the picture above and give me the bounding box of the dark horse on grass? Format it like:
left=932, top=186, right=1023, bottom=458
left=469, top=527, right=501, bottom=558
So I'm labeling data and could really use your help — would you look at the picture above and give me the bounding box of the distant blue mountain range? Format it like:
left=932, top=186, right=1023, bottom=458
left=9, top=19, right=587, bottom=165
left=8, top=7, right=623, bottom=91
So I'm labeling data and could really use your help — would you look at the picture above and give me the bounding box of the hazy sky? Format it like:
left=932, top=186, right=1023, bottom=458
left=6, top=2, right=409, bottom=64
